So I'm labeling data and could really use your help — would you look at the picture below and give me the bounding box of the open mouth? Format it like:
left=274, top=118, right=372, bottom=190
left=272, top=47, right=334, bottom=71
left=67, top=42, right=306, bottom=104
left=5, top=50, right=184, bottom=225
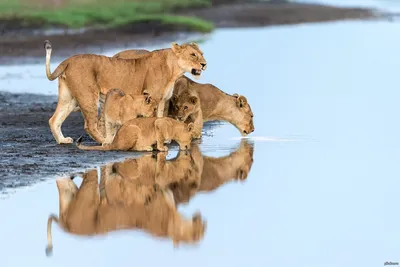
left=191, top=69, right=201, bottom=76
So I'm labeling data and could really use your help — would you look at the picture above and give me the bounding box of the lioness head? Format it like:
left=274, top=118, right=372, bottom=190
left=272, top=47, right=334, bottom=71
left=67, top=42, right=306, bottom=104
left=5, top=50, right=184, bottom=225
left=177, top=122, right=195, bottom=150
left=232, top=94, right=255, bottom=136
left=171, top=92, right=199, bottom=122
left=171, top=42, right=207, bottom=79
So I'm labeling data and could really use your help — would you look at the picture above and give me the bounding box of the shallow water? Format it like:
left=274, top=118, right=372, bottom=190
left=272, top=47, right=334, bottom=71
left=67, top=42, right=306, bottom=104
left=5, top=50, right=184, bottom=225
left=2, top=19, right=400, bottom=267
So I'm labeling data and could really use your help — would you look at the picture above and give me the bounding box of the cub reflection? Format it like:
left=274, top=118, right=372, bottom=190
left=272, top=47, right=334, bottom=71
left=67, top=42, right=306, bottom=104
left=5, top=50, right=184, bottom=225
left=46, top=140, right=254, bottom=256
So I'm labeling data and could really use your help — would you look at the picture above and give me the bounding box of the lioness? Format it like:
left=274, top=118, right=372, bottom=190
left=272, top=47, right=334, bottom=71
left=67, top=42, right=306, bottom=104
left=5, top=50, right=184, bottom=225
left=76, top=117, right=195, bottom=152
left=169, top=77, right=203, bottom=139
left=46, top=168, right=206, bottom=256
left=102, top=88, right=157, bottom=144
left=199, top=139, right=254, bottom=192
left=44, top=40, right=206, bottom=144
left=167, top=139, right=254, bottom=206
left=112, top=50, right=254, bottom=136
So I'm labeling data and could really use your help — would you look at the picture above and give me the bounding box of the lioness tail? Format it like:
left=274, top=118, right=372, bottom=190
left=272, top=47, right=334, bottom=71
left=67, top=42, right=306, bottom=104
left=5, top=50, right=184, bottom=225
left=44, top=40, right=67, bottom=81
left=75, top=135, right=111, bottom=151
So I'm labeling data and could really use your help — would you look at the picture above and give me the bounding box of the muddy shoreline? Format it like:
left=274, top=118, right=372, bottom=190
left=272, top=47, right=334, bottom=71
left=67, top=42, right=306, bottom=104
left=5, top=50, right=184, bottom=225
left=0, top=2, right=382, bottom=65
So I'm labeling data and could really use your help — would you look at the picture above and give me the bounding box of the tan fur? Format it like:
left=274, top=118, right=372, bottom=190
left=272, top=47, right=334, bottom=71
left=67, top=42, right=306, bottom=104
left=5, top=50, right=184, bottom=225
left=112, top=49, right=254, bottom=136
left=44, top=40, right=206, bottom=144
left=76, top=117, right=195, bottom=152
left=110, top=144, right=204, bottom=203
left=169, top=77, right=203, bottom=139
left=46, top=167, right=206, bottom=254
left=102, top=88, right=157, bottom=145
left=198, top=139, right=254, bottom=193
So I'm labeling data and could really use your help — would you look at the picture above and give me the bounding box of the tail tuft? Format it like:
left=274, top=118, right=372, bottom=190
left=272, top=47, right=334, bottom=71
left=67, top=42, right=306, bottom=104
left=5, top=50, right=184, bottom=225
left=44, top=40, right=52, bottom=51
left=76, top=135, right=83, bottom=146
left=45, top=245, right=53, bottom=257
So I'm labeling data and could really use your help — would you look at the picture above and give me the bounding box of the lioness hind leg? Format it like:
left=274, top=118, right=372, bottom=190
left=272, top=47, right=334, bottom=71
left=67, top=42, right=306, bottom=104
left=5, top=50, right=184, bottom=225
left=49, top=81, right=77, bottom=144
left=78, top=96, right=106, bottom=144
left=103, top=119, right=115, bottom=145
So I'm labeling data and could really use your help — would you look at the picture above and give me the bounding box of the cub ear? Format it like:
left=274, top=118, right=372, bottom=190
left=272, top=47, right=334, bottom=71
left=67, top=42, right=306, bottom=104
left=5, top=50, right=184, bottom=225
left=233, top=93, right=239, bottom=98
left=145, top=95, right=152, bottom=104
left=143, top=89, right=149, bottom=96
left=189, top=96, right=198, bottom=105
left=236, top=95, right=247, bottom=108
left=171, top=94, right=178, bottom=103
left=187, top=122, right=194, bottom=132
left=171, top=42, right=182, bottom=54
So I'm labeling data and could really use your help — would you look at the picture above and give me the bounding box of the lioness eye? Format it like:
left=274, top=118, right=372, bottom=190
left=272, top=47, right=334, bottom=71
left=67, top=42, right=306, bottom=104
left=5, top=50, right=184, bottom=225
left=184, top=106, right=188, bottom=110
left=190, top=53, right=196, bottom=57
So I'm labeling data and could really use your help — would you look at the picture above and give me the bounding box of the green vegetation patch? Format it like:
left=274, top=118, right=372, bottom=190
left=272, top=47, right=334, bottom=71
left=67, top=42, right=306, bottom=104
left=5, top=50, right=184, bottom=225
left=0, top=0, right=214, bottom=32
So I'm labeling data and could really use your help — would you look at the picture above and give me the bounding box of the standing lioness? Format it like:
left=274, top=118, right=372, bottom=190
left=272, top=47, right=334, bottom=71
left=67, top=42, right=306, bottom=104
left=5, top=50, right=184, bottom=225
left=44, top=40, right=207, bottom=145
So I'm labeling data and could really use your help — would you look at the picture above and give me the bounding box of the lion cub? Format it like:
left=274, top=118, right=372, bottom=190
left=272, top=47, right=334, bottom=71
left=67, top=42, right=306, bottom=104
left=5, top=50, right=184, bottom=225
left=102, top=88, right=157, bottom=144
left=169, top=77, right=203, bottom=139
left=76, top=117, right=194, bottom=152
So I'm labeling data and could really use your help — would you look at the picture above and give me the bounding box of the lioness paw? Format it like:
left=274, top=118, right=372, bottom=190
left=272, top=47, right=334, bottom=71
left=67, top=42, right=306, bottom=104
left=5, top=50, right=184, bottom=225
left=59, top=137, right=73, bottom=144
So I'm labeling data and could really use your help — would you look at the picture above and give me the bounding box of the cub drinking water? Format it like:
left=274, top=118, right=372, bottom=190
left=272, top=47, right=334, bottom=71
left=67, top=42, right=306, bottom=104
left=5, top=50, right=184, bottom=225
left=76, top=117, right=195, bottom=152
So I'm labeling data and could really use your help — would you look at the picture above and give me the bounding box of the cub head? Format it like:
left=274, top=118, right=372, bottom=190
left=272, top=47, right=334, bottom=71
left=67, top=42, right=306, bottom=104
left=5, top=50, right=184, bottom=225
left=171, top=92, right=199, bottom=122
left=231, top=94, right=255, bottom=136
left=134, top=90, right=157, bottom=117
left=171, top=42, right=207, bottom=80
left=176, top=122, right=195, bottom=150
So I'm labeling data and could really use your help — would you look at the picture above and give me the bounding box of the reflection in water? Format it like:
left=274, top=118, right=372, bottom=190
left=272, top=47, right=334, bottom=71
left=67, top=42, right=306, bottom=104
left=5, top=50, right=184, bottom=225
left=46, top=140, right=254, bottom=256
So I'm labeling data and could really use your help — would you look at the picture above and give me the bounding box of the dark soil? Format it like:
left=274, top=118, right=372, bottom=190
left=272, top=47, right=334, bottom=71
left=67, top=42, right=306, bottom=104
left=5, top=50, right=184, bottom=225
left=0, top=1, right=383, bottom=65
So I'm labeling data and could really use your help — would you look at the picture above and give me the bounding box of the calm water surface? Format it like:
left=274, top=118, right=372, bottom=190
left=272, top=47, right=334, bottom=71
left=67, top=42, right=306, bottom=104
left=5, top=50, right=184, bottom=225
left=1, top=19, right=400, bottom=267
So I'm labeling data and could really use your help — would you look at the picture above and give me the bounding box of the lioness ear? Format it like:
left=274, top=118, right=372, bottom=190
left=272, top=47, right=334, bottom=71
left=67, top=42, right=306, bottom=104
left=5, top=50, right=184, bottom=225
left=143, top=89, right=149, bottom=96
left=190, top=42, right=202, bottom=53
left=237, top=95, right=247, bottom=108
left=189, top=96, right=198, bottom=105
left=233, top=93, right=239, bottom=98
left=187, top=122, right=194, bottom=132
left=171, top=42, right=182, bottom=54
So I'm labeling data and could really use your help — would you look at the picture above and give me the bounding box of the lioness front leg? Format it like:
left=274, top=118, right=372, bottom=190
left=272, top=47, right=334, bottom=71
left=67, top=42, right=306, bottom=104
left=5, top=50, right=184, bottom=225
left=157, top=99, right=166, bottom=118
left=155, top=121, right=168, bottom=152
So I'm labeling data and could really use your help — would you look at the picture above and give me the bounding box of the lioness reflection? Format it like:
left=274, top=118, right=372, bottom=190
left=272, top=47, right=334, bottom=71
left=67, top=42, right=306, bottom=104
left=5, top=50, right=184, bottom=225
left=46, top=140, right=254, bottom=255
